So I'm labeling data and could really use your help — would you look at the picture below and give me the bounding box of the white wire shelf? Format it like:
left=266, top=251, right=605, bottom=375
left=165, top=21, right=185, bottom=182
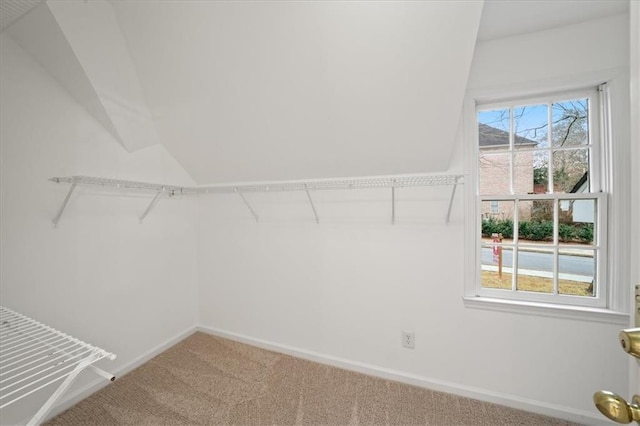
left=50, top=174, right=464, bottom=225
left=50, top=176, right=184, bottom=195
left=0, top=306, right=116, bottom=426
left=187, top=174, right=462, bottom=194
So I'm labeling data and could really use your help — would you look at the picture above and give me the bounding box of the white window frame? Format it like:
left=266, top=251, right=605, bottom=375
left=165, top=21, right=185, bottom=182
left=463, top=74, right=629, bottom=324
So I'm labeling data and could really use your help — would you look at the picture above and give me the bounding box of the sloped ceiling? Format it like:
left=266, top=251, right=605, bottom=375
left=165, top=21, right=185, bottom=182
left=0, top=0, right=44, bottom=31
left=5, top=1, right=486, bottom=183
left=5, top=0, right=159, bottom=153
left=1, top=1, right=630, bottom=184
left=113, top=1, right=484, bottom=183
left=5, top=2, right=124, bottom=147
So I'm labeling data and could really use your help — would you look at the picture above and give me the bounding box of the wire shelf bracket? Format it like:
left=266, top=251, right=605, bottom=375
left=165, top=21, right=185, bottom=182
left=139, top=191, right=163, bottom=224
left=50, top=174, right=464, bottom=225
left=236, top=189, right=259, bottom=223
left=445, top=175, right=462, bottom=224
left=0, top=305, right=116, bottom=426
left=50, top=177, right=182, bottom=226
left=304, top=184, right=320, bottom=224
left=52, top=183, right=77, bottom=228
left=391, top=182, right=396, bottom=225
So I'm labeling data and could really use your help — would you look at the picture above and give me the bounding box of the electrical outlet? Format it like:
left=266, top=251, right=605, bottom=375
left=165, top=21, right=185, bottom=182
left=402, top=331, right=415, bottom=349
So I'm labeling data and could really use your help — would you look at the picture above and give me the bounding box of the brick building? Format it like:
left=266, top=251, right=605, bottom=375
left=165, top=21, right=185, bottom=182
left=478, top=123, right=537, bottom=221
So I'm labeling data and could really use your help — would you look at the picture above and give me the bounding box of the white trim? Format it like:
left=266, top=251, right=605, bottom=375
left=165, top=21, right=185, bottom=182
left=469, top=68, right=627, bottom=105
left=463, top=296, right=628, bottom=325
left=480, top=192, right=604, bottom=201
left=22, top=322, right=624, bottom=425
left=39, top=327, right=198, bottom=424
left=464, top=97, right=479, bottom=302
left=197, top=325, right=606, bottom=425
left=600, top=76, right=630, bottom=314
left=465, top=71, right=630, bottom=313
left=477, top=87, right=599, bottom=111
left=628, top=0, right=640, bottom=398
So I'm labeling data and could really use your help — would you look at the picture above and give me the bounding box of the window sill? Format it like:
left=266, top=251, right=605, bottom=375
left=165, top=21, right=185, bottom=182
left=463, top=296, right=629, bottom=325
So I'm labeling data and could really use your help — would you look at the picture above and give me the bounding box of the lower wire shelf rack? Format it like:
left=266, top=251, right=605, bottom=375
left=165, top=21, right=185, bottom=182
left=0, top=306, right=116, bottom=425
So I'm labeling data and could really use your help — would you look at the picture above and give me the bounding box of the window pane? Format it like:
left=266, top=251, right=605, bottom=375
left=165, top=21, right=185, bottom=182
left=481, top=201, right=514, bottom=290
left=478, top=109, right=510, bottom=148
left=513, top=151, right=535, bottom=195
left=523, top=200, right=554, bottom=239
left=532, top=151, right=550, bottom=194
left=516, top=246, right=554, bottom=293
left=479, top=152, right=511, bottom=195
left=552, top=148, right=589, bottom=193
left=552, top=99, right=589, bottom=148
left=558, top=198, right=596, bottom=245
left=516, top=199, right=533, bottom=226
left=514, top=104, right=548, bottom=148
left=558, top=249, right=595, bottom=297
left=481, top=243, right=513, bottom=290
left=481, top=200, right=514, bottom=239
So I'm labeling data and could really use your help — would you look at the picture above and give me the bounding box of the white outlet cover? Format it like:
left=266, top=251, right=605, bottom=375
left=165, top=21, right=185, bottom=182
left=402, top=331, right=415, bottom=349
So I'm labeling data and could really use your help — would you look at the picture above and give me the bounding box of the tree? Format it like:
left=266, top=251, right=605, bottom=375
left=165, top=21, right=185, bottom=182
left=533, top=166, right=547, bottom=185
left=549, top=100, right=589, bottom=193
left=528, top=100, right=589, bottom=193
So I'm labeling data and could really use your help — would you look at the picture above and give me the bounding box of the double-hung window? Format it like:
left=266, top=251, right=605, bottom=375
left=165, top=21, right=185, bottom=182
left=472, top=85, right=609, bottom=308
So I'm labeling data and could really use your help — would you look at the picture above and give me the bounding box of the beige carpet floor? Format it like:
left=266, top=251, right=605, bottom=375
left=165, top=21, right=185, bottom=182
left=47, top=332, right=581, bottom=425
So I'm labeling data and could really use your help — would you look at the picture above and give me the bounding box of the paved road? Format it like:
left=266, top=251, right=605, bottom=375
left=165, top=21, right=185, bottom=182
left=481, top=247, right=593, bottom=276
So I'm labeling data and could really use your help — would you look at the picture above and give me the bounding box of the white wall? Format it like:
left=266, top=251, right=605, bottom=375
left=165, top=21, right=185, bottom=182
left=0, top=35, right=199, bottom=423
left=197, top=14, right=631, bottom=423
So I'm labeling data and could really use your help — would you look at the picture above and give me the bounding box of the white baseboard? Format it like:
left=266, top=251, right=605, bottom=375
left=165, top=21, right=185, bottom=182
left=37, top=324, right=604, bottom=426
left=42, top=326, right=198, bottom=423
left=197, top=325, right=604, bottom=426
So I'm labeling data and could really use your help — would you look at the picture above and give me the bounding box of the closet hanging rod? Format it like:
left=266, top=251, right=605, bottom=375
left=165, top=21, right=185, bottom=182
left=51, top=174, right=463, bottom=194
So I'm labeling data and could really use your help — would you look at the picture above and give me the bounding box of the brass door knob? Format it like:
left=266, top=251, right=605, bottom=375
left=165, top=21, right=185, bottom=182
left=593, top=391, right=640, bottom=424
left=620, top=328, right=640, bottom=358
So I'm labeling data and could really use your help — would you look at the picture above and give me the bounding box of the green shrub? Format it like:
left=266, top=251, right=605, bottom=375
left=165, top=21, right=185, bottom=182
left=577, top=223, right=594, bottom=243
left=558, top=223, right=576, bottom=242
left=519, top=220, right=531, bottom=240
left=482, top=218, right=513, bottom=239
left=528, top=221, right=553, bottom=241
left=483, top=218, right=591, bottom=243
left=481, top=217, right=498, bottom=237
left=483, top=218, right=596, bottom=243
left=497, top=219, right=513, bottom=239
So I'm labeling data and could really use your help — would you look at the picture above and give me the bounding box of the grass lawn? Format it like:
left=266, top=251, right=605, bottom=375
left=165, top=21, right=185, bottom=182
left=481, top=271, right=593, bottom=296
